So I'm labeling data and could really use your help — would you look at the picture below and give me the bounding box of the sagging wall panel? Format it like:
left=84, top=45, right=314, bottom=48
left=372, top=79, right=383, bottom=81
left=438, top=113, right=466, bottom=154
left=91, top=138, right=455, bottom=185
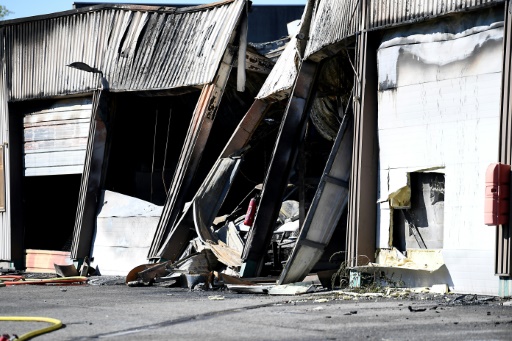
left=377, top=9, right=503, bottom=293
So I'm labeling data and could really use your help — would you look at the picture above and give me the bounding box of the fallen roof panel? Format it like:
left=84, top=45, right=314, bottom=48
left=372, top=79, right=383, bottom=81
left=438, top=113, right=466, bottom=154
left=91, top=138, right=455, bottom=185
left=304, top=0, right=360, bottom=61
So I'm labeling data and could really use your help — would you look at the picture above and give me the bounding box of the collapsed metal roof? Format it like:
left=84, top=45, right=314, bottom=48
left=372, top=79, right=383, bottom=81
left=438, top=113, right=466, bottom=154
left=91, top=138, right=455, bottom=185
left=0, top=0, right=246, bottom=101
left=304, top=0, right=360, bottom=60
left=255, top=37, right=300, bottom=101
left=303, top=0, right=504, bottom=61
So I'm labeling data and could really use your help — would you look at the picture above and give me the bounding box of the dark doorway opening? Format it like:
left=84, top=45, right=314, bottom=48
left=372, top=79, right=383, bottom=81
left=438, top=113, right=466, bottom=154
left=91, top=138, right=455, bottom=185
left=105, top=93, right=199, bottom=206
left=23, top=174, right=81, bottom=251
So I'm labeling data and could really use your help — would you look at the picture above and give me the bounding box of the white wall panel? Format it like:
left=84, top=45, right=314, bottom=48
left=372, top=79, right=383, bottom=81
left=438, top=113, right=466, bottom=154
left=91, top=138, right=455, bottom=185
left=91, top=191, right=162, bottom=276
left=443, top=249, right=499, bottom=295
left=377, top=14, right=503, bottom=293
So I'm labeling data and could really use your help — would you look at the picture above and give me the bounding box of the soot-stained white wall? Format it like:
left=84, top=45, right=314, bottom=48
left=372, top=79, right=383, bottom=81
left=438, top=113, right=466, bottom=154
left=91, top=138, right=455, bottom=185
left=376, top=9, right=504, bottom=294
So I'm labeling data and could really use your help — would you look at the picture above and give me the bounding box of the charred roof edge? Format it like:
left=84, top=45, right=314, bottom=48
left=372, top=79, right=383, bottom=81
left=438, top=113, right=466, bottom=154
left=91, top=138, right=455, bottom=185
left=0, top=0, right=236, bottom=26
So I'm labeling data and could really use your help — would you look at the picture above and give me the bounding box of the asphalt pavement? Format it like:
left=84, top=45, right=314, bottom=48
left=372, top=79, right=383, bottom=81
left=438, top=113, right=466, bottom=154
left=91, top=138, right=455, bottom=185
left=1, top=279, right=512, bottom=340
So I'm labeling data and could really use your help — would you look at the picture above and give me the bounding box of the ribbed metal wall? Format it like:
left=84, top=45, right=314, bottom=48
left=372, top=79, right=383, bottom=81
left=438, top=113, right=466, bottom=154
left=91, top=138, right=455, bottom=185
left=368, top=0, right=504, bottom=29
left=3, top=0, right=244, bottom=101
left=304, top=0, right=360, bottom=60
left=0, top=26, right=11, bottom=261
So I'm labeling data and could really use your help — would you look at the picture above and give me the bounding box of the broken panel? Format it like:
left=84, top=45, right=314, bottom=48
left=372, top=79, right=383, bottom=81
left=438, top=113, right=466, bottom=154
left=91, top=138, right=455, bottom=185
left=393, top=173, right=445, bottom=251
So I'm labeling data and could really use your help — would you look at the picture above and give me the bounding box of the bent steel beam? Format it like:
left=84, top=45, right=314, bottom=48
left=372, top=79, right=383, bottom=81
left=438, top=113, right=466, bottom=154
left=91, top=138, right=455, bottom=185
left=278, top=114, right=353, bottom=285
left=240, top=60, right=320, bottom=277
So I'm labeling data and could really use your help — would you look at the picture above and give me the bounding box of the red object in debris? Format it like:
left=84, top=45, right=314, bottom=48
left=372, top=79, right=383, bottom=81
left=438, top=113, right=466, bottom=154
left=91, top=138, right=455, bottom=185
left=485, top=163, right=511, bottom=226
left=243, top=197, right=258, bottom=227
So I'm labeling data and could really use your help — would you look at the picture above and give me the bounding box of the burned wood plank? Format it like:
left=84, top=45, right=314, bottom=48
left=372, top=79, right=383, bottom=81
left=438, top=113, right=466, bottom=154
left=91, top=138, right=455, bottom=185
left=240, top=60, right=320, bottom=277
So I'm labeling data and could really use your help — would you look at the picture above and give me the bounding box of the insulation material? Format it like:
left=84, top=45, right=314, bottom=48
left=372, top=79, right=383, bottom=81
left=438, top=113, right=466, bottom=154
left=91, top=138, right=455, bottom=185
left=377, top=10, right=503, bottom=294
left=361, top=248, right=444, bottom=272
left=92, top=191, right=162, bottom=276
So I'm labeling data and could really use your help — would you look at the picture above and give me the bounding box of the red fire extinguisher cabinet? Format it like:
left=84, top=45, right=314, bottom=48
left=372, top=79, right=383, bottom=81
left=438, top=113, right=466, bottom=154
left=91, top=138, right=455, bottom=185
left=484, top=163, right=511, bottom=226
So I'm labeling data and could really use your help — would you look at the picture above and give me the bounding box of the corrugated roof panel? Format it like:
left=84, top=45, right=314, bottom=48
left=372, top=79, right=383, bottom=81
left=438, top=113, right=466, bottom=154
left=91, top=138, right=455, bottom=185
left=2, top=0, right=245, bottom=101
left=256, top=37, right=300, bottom=101
left=369, top=0, right=504, bottom=29
left=304, top=0, right=360, bottom=60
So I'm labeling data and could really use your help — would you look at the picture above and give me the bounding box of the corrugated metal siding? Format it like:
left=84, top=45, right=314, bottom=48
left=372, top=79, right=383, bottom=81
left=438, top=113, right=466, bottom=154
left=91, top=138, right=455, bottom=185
left=368, top=0, right=504, bottom=29
left=23, top=98, right=92, bottom=177
left=304, top=0, right=360, bottom=60
left=2, top=0, right=245, bottom=101
left=0, top=26, right=11, bottom=261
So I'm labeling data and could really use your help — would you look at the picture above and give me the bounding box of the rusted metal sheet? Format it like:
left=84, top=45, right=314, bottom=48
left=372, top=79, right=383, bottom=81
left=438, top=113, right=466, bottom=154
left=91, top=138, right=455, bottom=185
left=71, top=90, right=109, bottom=259
left=1, top=0, right=245, bottom=101
left=23, top=98, right=92, bottom=177
left=497, top=0, right=512, bottom=276
left=368, top=0, right=504, bottom=30
left=304, top=0, right=360, bottom=61
left=148, top=41, right=239, bottom=260
left=279, top=114, right=353, bottom=285
left=240, top=60, right=319, bottom=277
